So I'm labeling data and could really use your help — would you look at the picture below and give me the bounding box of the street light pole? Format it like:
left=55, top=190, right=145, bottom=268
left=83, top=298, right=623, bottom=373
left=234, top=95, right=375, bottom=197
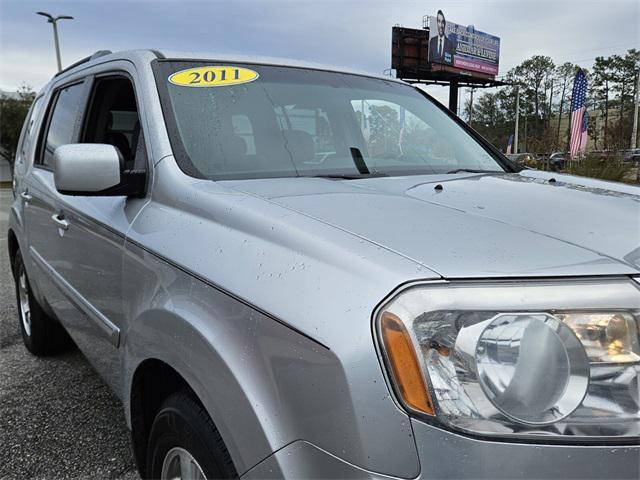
left=37, top=12, right=74, bottom=72
left=50, top=19, right=62, bottom=71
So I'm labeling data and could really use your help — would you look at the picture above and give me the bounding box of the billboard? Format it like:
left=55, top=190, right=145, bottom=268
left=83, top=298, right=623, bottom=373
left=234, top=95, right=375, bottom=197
left=391, top=27, right=430, bottom=73
left=428, top=11, right=500, bottom=76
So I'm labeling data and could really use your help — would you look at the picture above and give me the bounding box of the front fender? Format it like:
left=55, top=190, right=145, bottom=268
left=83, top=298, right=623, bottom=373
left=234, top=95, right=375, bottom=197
left=123, top=305, right=270, bottom=475
left=120, top=216, right=420, bottom=478
left=121, top=270, right=350, bottom=476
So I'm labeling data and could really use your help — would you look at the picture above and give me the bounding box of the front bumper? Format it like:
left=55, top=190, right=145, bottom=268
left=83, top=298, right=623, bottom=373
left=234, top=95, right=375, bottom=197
left=242, top=420, right=639, bottom=479
left=411, top=419, right=639, bottom=479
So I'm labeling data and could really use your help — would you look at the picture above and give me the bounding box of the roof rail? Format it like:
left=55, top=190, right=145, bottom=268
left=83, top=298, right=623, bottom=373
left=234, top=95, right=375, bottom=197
left=54, top=50, right=113, bottom=77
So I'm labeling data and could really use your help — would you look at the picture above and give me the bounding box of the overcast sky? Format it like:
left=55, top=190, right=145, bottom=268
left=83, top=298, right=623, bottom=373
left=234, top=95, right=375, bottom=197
left=0, top=0, right=638, bottom=108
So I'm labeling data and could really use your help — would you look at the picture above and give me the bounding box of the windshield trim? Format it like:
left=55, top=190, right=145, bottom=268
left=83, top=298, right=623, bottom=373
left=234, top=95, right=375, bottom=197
left=151, top=59, right=516, bottom=181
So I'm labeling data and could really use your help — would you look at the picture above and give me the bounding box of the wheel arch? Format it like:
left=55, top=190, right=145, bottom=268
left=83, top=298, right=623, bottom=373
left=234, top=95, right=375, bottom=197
left=123, top=307, right=273, bottom=477
left=129, top=358, right=205, bottom=477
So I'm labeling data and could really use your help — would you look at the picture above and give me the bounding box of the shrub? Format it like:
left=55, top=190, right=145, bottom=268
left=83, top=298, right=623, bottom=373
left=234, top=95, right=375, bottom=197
left=566, top=154, right=634, bottom=183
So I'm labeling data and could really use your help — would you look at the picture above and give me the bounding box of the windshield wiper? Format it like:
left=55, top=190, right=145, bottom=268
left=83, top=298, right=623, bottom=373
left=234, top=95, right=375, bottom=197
left=309, top=172, right=389, bottom=180
left=350, top=147, right=370, bottom=174
left=309, top=147, right=387, bottom=179
left=446, top=168, right=502, bottom=174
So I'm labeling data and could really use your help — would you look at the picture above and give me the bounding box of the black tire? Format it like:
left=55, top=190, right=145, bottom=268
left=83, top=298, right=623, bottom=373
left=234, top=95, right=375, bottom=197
left=146, top=390, right=237, bottom=480
left=13, top=250, right=71, bottom=356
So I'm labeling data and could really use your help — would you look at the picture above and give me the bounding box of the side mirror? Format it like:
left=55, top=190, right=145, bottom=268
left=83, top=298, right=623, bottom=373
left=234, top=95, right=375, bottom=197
left=53, top=144, right=145, bottom=197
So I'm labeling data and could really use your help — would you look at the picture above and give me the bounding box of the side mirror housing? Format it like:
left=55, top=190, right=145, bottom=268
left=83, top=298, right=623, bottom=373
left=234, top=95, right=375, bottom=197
left=53, top=144, right=145, bottom=197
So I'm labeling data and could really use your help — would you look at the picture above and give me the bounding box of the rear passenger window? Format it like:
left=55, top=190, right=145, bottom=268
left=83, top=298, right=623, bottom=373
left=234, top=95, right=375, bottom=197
left=15, top=96, right=43, bottom=165
left=40, top=83, right=85, bottom=168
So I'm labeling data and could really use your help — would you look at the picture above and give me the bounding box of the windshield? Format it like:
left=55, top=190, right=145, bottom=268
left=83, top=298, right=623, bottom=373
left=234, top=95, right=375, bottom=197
left=154, top=61, right=506, bottom=180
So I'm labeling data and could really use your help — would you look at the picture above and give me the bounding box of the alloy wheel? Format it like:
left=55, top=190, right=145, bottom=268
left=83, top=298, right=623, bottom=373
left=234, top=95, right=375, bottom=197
left=18, top=270, right=31, bottom=337
left=161, top=447, right=207, bottom=480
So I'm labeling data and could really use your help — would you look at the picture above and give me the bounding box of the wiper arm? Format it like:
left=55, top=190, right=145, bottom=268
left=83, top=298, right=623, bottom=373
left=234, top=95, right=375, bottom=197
left=308, top=146, right=386, bottom=179
left=446, top=168, right=501, bottom=174
left=310, top=172, right=389, bottom=180
left=350, top=147, right=370, bottom=174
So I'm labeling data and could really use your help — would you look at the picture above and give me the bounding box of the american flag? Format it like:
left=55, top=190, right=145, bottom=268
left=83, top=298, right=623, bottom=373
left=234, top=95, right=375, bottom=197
left=579, top=111, right=589, bottom=154
left=570, top=69, right=587, bottom=158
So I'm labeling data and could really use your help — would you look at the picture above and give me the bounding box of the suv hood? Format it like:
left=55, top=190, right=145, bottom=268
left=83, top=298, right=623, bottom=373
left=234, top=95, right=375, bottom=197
left=224, top=170, right=640, bottom=278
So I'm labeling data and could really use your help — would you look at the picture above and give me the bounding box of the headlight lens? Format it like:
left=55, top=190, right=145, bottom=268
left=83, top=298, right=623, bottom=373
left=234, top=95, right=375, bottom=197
left=474, top=313, right=590, bottom=425
left=377, top=279, right=640, bottom=440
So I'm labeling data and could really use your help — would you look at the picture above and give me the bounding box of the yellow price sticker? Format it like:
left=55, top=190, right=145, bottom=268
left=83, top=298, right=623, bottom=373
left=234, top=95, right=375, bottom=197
left=168, top=66, right=259, bottom=87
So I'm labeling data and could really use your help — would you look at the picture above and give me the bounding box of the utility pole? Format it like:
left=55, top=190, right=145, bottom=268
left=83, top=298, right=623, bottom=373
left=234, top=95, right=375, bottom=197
left=514, top=85, right=520, bottom=154
left=468, top=88, right=474, bottom=124
left=524, top=113, right=528, bottom=153
left=631, top=70, right=640, bottom=149
left=547, top=78, right=554, bottom=129
left=592, top=97, right=598, bottom=150
left=37, top=12, right=74, bottom=72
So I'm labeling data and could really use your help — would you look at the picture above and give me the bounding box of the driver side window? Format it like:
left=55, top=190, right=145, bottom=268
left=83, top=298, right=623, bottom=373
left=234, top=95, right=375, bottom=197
left=82, top=75, right=148, bottom=172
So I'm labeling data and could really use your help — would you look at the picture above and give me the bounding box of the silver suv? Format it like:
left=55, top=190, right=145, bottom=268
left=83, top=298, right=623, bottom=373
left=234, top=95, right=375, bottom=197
left=8, top=50, right=640, bottom=479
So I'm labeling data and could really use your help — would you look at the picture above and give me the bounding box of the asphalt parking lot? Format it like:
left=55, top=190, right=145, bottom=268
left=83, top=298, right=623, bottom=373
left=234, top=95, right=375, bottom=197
left=0, top=187, right=138, bottom=479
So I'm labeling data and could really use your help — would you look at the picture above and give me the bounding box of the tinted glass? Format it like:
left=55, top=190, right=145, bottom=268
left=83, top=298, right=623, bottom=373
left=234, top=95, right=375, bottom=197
left=156, top=62, right=505, bottom=180
left=16, top=96, right=43, bottom=165
left=82, top=77, right=144, bottom=169
left=42, top=83, right=85, bottom=167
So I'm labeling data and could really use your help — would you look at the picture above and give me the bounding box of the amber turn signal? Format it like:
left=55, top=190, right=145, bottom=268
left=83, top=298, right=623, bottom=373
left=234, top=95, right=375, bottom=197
left=380, top=312, right=434, bottom=415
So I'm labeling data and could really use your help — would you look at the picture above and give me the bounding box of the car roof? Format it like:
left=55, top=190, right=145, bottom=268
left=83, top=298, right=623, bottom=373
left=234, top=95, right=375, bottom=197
left=51, top=48, right=407, bottom=86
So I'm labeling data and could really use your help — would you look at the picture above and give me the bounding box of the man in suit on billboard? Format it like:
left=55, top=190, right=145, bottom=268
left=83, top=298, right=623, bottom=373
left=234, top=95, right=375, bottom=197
left=429, top=10, right=455, bottom=64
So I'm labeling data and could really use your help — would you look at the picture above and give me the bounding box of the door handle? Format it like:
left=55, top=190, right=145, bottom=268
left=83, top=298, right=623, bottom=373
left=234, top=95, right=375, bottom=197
left=20, top=191, right=32, bottom=202
left=51, top=213, right=70, bottom=231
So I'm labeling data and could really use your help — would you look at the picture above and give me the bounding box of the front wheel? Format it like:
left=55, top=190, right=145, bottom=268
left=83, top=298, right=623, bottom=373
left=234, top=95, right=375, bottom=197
left=146, top=391, right=237, bottom=480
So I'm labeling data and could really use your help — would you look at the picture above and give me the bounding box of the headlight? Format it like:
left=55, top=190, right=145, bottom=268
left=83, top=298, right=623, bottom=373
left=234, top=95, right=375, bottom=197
left=376, top=278, right=640, bottom=440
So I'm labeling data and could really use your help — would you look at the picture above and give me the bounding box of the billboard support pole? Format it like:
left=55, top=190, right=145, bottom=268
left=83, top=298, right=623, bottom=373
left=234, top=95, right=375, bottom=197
left=449, top=80, right=459, bottom=114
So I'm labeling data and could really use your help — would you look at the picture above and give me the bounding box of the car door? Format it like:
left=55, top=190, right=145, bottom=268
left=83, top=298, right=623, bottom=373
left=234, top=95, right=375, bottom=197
left=51, top=69, right=152, bottom=391
left=26, top=68, right=147, bottom=392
